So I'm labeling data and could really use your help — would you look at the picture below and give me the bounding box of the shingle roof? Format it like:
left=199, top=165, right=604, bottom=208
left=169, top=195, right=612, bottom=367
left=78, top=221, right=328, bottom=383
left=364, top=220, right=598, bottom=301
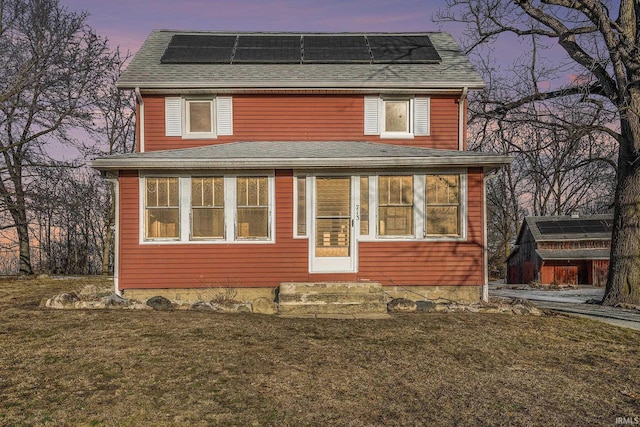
left=536, top=249, right=610, bottom=260
left=91, top=140, right=511, bottom=172
left=117, top=30, right=484, bottom=90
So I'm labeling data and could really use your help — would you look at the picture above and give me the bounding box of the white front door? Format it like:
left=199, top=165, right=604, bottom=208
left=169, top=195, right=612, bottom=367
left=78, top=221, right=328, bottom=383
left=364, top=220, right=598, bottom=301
left=310, top=176, right=356, bottom=273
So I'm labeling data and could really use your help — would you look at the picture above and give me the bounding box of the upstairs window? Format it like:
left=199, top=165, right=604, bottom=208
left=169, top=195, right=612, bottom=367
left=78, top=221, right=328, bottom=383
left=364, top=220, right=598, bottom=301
left=165, top=96, right=233, bottom=139
left=364, top=96, right=430, bottom=138
left=186, top=100, right=214, bottom=136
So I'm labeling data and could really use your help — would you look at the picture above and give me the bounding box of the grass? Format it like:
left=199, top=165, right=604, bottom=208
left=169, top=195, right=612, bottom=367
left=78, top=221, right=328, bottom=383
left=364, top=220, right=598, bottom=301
left=0, top=277, right=639, bottom=426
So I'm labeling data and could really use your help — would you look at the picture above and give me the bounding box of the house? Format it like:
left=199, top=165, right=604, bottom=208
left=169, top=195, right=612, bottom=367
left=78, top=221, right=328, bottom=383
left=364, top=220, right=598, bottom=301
left=91, top=31, right=511, bottom=307
left=506, top=214, right=613, bottom=286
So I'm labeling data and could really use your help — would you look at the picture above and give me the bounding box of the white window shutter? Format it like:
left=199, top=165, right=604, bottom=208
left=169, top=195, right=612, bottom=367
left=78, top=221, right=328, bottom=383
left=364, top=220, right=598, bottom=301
left=364, top=97, right=380, bottom=135
left=165, top=97, right=182, bottom=136
left=414, top=97, right=430, bottom=136
left=216, top=97, right=233, bottom=136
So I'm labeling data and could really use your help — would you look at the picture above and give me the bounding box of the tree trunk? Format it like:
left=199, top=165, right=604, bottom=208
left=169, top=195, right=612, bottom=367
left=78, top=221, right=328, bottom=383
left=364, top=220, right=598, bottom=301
left=16, top=212, right=33, bottom=275
left=603, top=89, right=640, bottom=305
left=101, top=182, right=115, bottom=275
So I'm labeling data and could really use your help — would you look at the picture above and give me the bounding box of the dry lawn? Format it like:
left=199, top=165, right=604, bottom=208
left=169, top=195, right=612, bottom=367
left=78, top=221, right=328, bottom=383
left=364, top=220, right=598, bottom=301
left=0, top=276, right=639, bottom=426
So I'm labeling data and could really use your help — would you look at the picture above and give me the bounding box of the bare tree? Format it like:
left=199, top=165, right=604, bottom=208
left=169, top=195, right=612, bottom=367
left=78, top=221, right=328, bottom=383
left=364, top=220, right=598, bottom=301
left=439, top=0, right=640, bottom=304
left=0, top=0, right=111, bottom=274
left=83, top=48, right=136, bottom=275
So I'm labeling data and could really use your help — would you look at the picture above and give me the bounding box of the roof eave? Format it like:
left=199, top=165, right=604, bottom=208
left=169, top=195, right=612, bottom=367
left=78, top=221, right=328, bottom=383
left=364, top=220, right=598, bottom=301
left=116, top=81, right=486, bottom=91
left=91, top=156, right=511, bottom=172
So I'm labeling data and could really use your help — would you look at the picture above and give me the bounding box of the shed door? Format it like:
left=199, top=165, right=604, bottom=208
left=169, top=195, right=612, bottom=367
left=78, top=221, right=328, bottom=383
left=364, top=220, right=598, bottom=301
left=310, top=177, right=356, bottom=272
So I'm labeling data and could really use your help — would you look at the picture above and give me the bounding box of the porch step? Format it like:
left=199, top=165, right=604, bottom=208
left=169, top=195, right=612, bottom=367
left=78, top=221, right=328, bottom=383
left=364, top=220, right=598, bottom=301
left=277, top=282, right=387, bottom=315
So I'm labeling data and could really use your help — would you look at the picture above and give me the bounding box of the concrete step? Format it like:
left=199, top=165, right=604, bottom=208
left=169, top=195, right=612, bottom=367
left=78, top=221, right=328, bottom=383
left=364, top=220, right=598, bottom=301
left=277, top=282, right=387, bottom=315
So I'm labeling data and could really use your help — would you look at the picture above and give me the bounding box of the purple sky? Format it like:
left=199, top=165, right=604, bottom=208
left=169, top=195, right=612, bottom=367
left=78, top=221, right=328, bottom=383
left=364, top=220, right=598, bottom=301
left=60, top=0, right=457, bottom=54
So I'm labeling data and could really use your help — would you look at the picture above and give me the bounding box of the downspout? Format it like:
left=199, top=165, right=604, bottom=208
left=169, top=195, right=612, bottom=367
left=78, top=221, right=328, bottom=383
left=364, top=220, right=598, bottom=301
left=458, top=87, right=468, bottom=151
left=483, top=169, right=500, bottom=302
left=107, top=177, right=121, bottom=296
left=135, top=87, right=144, bottom=153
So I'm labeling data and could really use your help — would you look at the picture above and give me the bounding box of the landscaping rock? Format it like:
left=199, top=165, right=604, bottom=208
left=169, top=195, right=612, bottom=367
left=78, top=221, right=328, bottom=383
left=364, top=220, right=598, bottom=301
left=78, top=284, right=101, bottom=300
left=252, top=297, right=277, bottom=314
left=146, top=296, right=174, bottom=311
left=387, top=298, right=417, bottom=313
left=211, top=302, right=252, bottom=313
left=415, top=300, right=437, bottom=312
left=190, top=302, right=214, bottom=312
left=105, top=294, right=128, bottom=307
left=45, top=292, right=79, bottom=309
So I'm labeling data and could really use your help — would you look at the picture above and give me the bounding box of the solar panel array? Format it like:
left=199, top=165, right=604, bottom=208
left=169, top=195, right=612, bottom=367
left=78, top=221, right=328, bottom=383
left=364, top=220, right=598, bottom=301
left=536, top=219, right=613, bottom=235
left=160, top=34, right=442, bottom=64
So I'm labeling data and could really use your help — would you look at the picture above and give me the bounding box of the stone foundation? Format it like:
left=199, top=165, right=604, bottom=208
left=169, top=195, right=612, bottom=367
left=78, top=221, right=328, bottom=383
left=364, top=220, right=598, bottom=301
left=122, top=287, right=276, bottom=305
left=122, top=284, right=481, bottom=306
left=382, top=285, right=481, bottom=305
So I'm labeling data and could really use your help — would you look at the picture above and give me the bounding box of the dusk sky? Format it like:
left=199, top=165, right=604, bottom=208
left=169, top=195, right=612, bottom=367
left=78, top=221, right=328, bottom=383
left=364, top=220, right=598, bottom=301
left=60, top=0, right=459, bottom=54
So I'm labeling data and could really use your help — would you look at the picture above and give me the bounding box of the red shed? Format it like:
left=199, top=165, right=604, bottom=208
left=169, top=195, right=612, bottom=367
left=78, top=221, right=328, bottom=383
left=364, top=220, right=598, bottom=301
left=507, top=215, right=612, bottom=286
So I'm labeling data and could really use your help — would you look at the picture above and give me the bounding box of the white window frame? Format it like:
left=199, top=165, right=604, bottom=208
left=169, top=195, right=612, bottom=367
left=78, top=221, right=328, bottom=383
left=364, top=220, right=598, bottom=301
left=357, top=170, right=467, bottom=242
left=381, top=98, right=414, bottom=139
left=184, top=98, right=216, bottom=139
left=139, top=173, right=275, bottom=245
left=293, top=174, right=310, bottom=239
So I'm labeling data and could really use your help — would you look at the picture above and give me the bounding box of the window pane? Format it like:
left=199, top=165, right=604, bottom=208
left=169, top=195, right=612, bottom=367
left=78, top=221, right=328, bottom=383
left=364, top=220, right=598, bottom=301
left=192, top=208, right=225, bottom=238
left=316, top=218, right=350, bottom=257
left=189, top=101, right=212, bottom=133
left=297, top=176, right=306, bottom=236
left=145, top=177, right=179, bottom=207
left=379, top=207, right=413, bottom=236
left=192, top=177, right=223, bottom=207
left=385, top=101, right=409, bottom=132
left=237, top=207, right=268, bottom=238
left=360, top=176, right=369, bottom=235
left=316, top=177, right=350, bottom=217
left=146, top=208, right=179, bottom=238
left=427, top=206, right=459, bottom=235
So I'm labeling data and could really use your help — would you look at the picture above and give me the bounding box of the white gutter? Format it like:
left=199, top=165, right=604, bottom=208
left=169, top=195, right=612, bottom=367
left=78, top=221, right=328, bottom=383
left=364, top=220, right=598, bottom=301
left=483, top=169, right=500, bottom=302
left=135, top=87, right=145, bottom=153
left=458, top=87, right=468, bottom=151
left=107, top=177, right=121, bottom=296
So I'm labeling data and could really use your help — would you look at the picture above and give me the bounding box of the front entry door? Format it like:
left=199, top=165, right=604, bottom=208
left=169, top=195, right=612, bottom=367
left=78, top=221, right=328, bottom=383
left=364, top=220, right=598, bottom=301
left=310, top=176, right=355, bottom=272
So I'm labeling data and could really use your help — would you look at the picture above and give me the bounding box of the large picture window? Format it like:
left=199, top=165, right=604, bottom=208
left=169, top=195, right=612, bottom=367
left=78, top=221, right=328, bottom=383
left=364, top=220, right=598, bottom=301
left=191, top=177, right=224, bottom=239
left=145, top=177, right=180, bottom=239
left=426, top=174, right=461, bottom=237
left=378, top=175, right=414, bottom=236
left=236, top=177, right=269, bottom=239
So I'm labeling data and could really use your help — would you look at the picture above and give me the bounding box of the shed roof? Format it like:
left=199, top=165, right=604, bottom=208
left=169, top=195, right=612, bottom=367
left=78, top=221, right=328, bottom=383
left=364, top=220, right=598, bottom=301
left=524, top=214, right=614, bottom=242
left=117, top=30, right=484, bottom=91
left=91, top=140, right=511, bottom=173
left=536, top=249, right=610, bottom=261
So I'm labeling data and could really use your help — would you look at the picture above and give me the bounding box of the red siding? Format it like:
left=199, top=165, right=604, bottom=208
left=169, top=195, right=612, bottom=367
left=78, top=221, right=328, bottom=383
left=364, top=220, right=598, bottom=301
left=141, top=94, right=461, bottom=152
left=117, top=169, right=486, bottom=289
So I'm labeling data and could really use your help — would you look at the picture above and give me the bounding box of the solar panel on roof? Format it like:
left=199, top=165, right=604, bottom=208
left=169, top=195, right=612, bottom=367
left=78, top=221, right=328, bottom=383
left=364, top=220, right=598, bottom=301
left=368, top=35, right=441, bottom=63
left=537, top=219, right=613, bottom=235
left=303, top=35, right=371, bottom=63
left=160, top=33, right=441, bottom=64
left=233, top=35, right=301, bottom=63
left=161, top=35, right=236, bottom=63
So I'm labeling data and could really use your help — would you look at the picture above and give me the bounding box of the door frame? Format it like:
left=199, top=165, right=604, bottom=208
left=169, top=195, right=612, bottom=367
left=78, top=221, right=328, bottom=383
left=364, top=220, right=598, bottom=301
left=309, top=175, right=358, bottom=273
